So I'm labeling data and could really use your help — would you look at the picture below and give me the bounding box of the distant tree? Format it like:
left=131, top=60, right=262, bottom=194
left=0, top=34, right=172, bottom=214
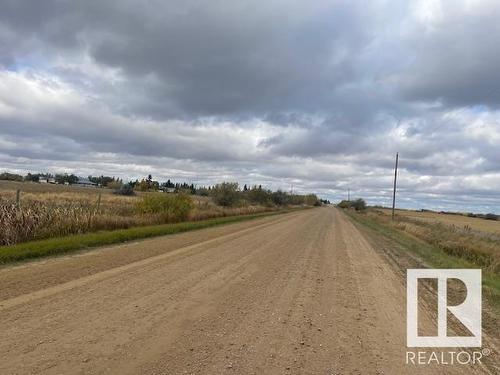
left=210, top=182, right=240, bottom=207
left=247, top=185, right=272, bottom=206
left=151, top=181, right=160, bottom=191
left=56, top=174, right=78, bottom=184
left=113, top=183, right=136, bottom=196
left=337, top=200, right=350, bottom=208
left=195, top=187, right=210, bottom=196
left=24, top=173, right=40, bottom=182
left=0, top=172, right=23, bottom=181
left=55, top=174, right=66, bottom=184
left=107, top=180, right=122, bottom=190
left=88, top=175, right=115, bottom=186
left=136, top=179, right=150, bottom=191
left=338, top=198, right=366, bottom=211
left=352, top=198, right=366, bottom=211
left=304, top=194, right=320, bottom=206
left=271, top=190, right=288, bottom=206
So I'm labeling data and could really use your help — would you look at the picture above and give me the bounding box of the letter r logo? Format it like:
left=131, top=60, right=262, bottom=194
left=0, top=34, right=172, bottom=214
left=407, top=269, right=481, bottom=347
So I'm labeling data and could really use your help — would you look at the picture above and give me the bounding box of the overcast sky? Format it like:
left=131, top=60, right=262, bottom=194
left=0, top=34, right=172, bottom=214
left=1, top=0, right=500, bottom=213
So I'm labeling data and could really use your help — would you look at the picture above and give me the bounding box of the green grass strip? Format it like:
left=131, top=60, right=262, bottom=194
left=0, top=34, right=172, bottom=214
left=0, top=210, right=292, bottom=264
left=344, top=210, right=500, bottom=302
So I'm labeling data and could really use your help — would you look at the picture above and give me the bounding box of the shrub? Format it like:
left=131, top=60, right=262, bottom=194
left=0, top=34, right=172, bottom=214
left=114, top=184, right=136, bottom=196
left=351, top=198, right=367, bottom=211
left=304, top=194, right=320, bottom=206
left=337, top=200, right=351, bottom=209
left=195, top=187, right=210, bottom=196
left=107, top=180, right=122, bottom=189
left=243, top=188, right=319, bottom=207
left=0, top=172, right=23, bottom=181
left=245, top=186, right=272, bottom=206
left=210, top=182, right=240, bottom=207
left=137, top=193, right=194, bottom=222
left=271, top=190, right=288, bottom=206
left=337, top=198, right=367, bottom=211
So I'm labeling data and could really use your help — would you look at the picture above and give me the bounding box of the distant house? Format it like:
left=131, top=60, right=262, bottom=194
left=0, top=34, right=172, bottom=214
left=160, top=187, right=176, bottom=193
left=39, top=177, right=56, bottom=184
left=75, top=177, right=97, bottom=187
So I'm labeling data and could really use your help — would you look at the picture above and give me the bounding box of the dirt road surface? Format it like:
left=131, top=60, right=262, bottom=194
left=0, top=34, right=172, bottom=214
left=0, top=208, right=496, bottom=374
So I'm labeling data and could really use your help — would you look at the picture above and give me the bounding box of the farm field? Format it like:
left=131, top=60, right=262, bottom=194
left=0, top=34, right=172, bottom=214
left=379, top=208, right=500, bottom=235
left=0, top=180, right=278, bottom=247
left=358, top=208, right=500, bottom=277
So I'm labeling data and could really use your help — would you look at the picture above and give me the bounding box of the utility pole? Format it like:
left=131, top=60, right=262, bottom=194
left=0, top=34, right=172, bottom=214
left=392, top=152, right=399, bottom=221
left=348, top=188, right=350, bottom=201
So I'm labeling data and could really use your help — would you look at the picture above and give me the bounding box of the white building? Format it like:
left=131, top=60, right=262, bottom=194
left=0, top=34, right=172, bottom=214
left=75, top=177, right=97, bottom=187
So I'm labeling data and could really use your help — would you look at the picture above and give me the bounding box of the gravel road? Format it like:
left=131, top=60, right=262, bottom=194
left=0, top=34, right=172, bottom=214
left=0, top=208, right=495, bottom=374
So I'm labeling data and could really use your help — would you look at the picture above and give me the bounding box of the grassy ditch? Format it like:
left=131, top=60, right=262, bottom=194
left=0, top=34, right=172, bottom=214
left=0, top=209, right=296, bottom=264
left=344, top=209, right=500, bottom=304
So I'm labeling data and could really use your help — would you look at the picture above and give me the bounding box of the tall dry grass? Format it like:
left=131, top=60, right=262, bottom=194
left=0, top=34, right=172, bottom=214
left=0, top=201, right=141, bottom=246
left=0, top=188, right=277, bottom=246
left=368, top=210, right=500, bottom=274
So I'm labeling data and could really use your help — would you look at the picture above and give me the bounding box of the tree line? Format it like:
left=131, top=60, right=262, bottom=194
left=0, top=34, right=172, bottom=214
left=0, top=171, right=322, bottom=207
left=207, top=182, right=320, bottom=207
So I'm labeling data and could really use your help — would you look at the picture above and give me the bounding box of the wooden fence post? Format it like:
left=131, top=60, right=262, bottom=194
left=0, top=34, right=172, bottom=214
left=96, top=193, right=102, bottom=212
left=16, top=189, right=21, bottom=209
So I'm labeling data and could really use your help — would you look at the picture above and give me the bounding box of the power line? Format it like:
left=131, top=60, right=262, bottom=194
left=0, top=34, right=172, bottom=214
left=425, top=87, right=500, bottom=136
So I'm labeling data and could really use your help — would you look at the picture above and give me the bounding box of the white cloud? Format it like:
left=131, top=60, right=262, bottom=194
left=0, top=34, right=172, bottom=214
left=0, top=0, right=499, bottom=212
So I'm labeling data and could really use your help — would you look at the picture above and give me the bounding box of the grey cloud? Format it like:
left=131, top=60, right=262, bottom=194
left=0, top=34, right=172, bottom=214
left=396, top=1, right=500, bottom=108
left=0, top=0, right=500, bottom=213
left=0, top=0, right=388, bottom=118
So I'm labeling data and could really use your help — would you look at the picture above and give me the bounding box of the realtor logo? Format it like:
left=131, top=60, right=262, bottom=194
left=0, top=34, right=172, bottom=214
left=407, top=269, right=481, bottom=347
